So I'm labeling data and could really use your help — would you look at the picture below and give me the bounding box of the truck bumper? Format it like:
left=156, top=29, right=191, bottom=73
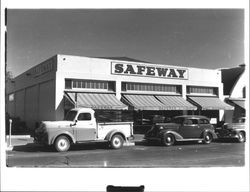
left=127, top=136, right=134, bottom=141
left=123, top=136, right=136, bottom=146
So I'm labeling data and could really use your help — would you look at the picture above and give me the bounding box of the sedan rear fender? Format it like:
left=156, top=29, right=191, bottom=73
left=50, top=131, right=76, bottom=145
left=105, top=130, right=126, bottom=142
left=201, top=129, right=218, bottom=139
left=159, top=130, right=183, bottom=140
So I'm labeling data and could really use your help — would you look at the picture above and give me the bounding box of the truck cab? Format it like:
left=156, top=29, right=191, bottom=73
left=65, top=108, right=97, bottom=141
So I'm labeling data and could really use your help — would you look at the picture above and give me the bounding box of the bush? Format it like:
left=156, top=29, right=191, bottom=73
left=5, top=117, right=30, bottom=135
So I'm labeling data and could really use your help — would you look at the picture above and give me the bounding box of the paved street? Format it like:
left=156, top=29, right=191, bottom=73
left=6, top=139, right=245, bottom=167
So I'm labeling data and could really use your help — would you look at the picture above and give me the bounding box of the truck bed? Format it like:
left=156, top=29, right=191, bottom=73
left=97, top=122, right=133, bottom=140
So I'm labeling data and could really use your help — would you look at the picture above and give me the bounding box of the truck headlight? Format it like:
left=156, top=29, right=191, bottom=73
left=159, top=126, right=164, bottom=130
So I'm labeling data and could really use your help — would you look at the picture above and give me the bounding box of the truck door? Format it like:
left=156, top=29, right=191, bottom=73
left=74, top=112, right=96, bottom=141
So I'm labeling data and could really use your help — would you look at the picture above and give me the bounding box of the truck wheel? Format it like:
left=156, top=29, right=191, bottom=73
left=237, top=132, right=245, bottom=143
left=202, top=132, right=213, bottom=144
left=54, top=135, right=70, bottom=152
left=110, top=134, right=124, bottom=149
left=162, top=133, right=175, bottom=146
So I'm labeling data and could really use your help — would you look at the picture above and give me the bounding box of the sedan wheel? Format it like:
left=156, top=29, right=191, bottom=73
left=162, top=133, right=175, bottom=146
left=203, top=132, right=213, bottom=144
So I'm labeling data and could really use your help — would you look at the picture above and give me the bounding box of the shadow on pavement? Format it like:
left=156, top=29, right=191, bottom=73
left=213, top=138, right=242, bottom=143
left=10, top=139, right=242, bottom=152
left=11, top=142, right=111, bottom=153
left=135, top=140, right=219, bottom=147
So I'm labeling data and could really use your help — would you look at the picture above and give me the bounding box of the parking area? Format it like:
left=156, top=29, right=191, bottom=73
left=5, top=135, right=245, bottom=168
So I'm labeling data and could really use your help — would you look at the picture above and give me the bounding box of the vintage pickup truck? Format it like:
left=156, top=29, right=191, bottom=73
left=215, top=117, right=246, bottom=143
left=34, top=108, right=134, bottom=152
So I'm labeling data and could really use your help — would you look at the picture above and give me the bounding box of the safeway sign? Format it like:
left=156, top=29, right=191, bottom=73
left=111, top=62, right=188, bottom=80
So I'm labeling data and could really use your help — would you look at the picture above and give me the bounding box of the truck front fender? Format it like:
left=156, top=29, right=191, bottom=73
left=50, top=131, right=76, bottom=145
left=105, top=130, right=126, bottom=141
left=159, top=130, right=183, bottom=140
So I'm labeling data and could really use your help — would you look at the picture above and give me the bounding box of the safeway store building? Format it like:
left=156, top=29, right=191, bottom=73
left=6, top=54, right=233, bottom=132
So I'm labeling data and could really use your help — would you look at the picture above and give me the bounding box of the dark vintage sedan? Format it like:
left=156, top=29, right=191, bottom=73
left=215, top=117, right=246, bottom=143
left=144, top=115, right=217, bottom=146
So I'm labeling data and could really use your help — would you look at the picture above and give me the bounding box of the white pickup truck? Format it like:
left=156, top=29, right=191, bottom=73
left=34, top=108, right=134, bottom=152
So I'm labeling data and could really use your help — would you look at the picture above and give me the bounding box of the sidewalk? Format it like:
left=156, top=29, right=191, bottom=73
left=5, top=134, right=145, bottom=150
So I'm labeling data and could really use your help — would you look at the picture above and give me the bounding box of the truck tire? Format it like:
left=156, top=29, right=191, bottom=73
left=162, top=133, right=175, bottom=146
left=54, top=135, right=70, bottom=152
left=237, top=131, right=245, bottom=143
left=110, top=134, right=124, bottom=149
left=202, top=132, right=213, bottom=144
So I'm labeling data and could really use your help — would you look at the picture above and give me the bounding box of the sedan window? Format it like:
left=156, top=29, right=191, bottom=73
left=199, top=119, right=209, bottom=124
left=183, top=119, right=198, bottom=125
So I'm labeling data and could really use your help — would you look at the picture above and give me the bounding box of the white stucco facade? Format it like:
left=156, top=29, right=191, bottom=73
left=6, top=54, right=227, bottom=130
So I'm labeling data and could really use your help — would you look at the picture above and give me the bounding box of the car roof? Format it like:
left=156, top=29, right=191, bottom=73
left=173, top=115, right=210, bottom=120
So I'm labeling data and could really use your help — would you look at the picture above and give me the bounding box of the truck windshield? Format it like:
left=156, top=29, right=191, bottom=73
left=64, top=111, right=77, bottom=121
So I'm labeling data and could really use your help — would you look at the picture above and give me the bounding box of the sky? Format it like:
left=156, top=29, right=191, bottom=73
left=7, top=9, right=244, bottom=77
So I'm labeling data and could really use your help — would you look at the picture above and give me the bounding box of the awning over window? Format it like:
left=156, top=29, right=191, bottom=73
left=156, top=96, right=197, bottom=110
left=65, top=92, right=128, bottom=110
left=65, top=92, right=76, bottom=104
left=188, top=96, right=234, bottom=110
left=64, top=92, right=76, bottom=109
left=229, top=99, right=245, bottom=109
left=123, top=94, right=167, bottom=110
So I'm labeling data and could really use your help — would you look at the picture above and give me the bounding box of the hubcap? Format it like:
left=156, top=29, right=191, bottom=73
left=113, top=138, right=121, bottom=146
left=59, top=139, right=67, bottom=150
left=239, top=133, right=243, bottom=140
left=205, top=135, right=210, bottom=141
left=167, top=137, right=172, bottom=143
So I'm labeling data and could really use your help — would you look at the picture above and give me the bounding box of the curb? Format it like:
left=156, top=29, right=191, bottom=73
left=5, top=143, right=13, bottom=151
left=6, top=135, right=31, bottom=139
left=124, top=141, right=135, bottom=146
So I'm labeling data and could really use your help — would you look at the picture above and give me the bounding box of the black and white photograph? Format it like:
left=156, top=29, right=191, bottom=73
left=0, top=0, right=249, bottom=191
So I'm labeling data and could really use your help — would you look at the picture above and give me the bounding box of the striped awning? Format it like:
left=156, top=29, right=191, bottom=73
left=123, top=94, right=166, bottom=110
left=188, top=96, right=234, bottom=110
left=65, top=92, right=128, bottom=110
left=232, top=100, right=245, bottom=109
left=65, top=92, right=76, bottom=104
left=228, top=98, right=245, bottom=109
left=156, top=96, right=197, bottom=110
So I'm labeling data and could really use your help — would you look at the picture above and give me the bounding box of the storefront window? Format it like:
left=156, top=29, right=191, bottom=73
left=243, top=87, right=246, bottom=98
left=67, top=79, right=115, bottom=91
left=187, top=86, right=218, bottom=95
left=9, top=93, right=14, bottom=101
left=65, top=79, right=72, bottom=89
left=122, top=82, right=180, bottom=94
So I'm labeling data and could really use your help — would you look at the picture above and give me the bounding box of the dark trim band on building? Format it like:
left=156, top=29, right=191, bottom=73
left=188, top=96, right=234, bottom=110
left=65, top=92, right=128, bottom=110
